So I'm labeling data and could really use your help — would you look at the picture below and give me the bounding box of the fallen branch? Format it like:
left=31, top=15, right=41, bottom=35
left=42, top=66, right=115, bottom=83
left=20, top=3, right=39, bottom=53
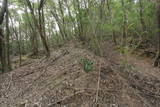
left=132, top=84, right=160, bottom=99
left=18, top=50, right=69, bottom=79
left=15, top=50, right=69, bottom=98
left=65, top=87, right=119, bottom=93
left=95, top=60, right=102, bottom=105
left=48, top=90, right=85, bottom=107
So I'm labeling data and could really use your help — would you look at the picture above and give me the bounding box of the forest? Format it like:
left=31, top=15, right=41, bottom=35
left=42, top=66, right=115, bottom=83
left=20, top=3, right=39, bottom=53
left=0, top=0, right=160, bottom=107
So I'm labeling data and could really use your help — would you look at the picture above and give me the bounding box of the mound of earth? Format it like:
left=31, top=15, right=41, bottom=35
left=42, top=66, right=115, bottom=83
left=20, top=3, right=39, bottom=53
left=0, top=42, right=160, bottom=107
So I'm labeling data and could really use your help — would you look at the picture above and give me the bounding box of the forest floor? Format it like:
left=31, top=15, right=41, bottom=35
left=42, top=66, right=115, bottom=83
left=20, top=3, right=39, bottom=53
left=0, top=40, right=160, bottom=107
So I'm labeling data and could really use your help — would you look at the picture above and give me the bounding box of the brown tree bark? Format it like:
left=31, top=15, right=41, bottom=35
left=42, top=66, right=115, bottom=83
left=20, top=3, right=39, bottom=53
left=5, top=1, right=11, bottom=70
left=139, top=0, right=147, bottom=33
left=25, top=6, right=38, bottom=56
left=38, top=2, right=50, bottom=57
left=26, top=0, right=50, bottom=57
left=121, top=0, right=127, bottom=46
left=0, top=0, right=8, bottom=72
left=106, top=0, right=117, bottom=45
left=154, top=2, right=160, bottom=67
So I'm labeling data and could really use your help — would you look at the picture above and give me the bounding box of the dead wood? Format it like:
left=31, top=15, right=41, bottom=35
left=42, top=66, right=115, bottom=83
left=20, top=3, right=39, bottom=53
left=48, top=90, right=85, bottom=107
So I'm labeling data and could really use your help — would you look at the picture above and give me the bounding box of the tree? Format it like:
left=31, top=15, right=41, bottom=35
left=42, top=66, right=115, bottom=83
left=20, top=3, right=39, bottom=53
left=106, top=0, right=117, bottom=44
left=0, top=0, right=159, bottom=71
left=154, top=1, right=160, bottom=67
left=25, top=0, right=50, bottom=57
left=5, top=0, right=11, bottom=70
left=121, top=0, right=127, bottom=46
left=139, top=0, right=147, bottom=33
left=24, top=5, right=39, bottom=56
left=0, top=0, right=8, bottom=72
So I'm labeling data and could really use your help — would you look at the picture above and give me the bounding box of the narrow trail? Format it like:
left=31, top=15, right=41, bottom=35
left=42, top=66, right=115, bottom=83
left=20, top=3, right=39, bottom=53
left=102, top=40, right=160, bottom=80
left=119, top=51, right=160, bottom=107
left=126, top=53, right=160, bottom=80
left=102, top=41, right=160, bottom=107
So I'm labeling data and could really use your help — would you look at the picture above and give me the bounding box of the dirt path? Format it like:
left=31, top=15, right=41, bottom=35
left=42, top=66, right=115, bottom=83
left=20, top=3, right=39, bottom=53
left=102, top=40, right=160, bottom=79
left=126, top=53, right=160, bottom=80
left=102, top=41, right=160, bottom=107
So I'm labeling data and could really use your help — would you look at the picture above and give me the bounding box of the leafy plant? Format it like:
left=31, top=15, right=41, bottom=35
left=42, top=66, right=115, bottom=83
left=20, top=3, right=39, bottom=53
left=118, top=45, right=129, bottom=55
left=80, top=57, right=94, bottom=72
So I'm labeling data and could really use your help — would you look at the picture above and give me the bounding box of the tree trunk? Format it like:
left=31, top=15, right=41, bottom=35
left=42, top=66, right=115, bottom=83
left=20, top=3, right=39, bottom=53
left=38, top=8, right=50, bottom=57
left=154, top=2, right=160, bottom=67
left=139, top=0, right=147, bottom=33
left=64, top=0, right=76, bottom=35
left=25, top=6, right=38, bottom=56
left=10, top=15, right=22, bottom=66
left=0, top=0, right=8, bottom=72
left=6, top=2, right=11, bottom=70
left=13, top=27, right=22, bottom=66
left=58, top=0, right=68, bottom=39
left=51, top=11, right=66, bottom=40
left=0, top=28, right=7, bottom=72
left=106, top=0, right=117, bottom=45
left=121, top=0, right=127, bottom=46
left=26, top=0, right=50, bottom=57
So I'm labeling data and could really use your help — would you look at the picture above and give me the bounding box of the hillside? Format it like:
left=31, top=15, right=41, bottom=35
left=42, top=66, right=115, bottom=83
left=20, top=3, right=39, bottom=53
left=0, top=41, right=160, bottom=107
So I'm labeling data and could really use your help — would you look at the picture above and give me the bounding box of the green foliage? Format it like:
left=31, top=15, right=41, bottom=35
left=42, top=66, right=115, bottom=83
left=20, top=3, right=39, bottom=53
left=118, top=45, right=129, bottom=55
left=118, top=45, right=130, bottom=71
left=80, top=57, right=94, bottom=72
left=2, top=0, right=158, bottom=66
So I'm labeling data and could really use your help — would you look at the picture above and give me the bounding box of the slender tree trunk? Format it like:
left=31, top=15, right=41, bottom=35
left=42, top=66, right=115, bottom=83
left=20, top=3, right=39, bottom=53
left=0, top=0, right=8, bottom=72
left=41, top=8, right=46, bottom=41
left=25, top=6, right=38, bottom=56
left=51, top=11, right=65, bottom=40
left=0, top=28, right=7, bottom=72
left=106, top=0, right=117, bottom=45
left=6, top=2, right=11, bottom=70
left=100, top=0, right=105, bottom=21
left=154, top=2, right=160, bottom=67
left=75, top=0, right=84, bottom=40
left=26, top=0, right=50, bottom=57
left=64, top=0, right=76, bottom=35
left=38, top=8, right=50, bottom=57
left=10, top=16, right=22, bottom=66
left=121, top=0, right=127, bottom=46
left=58, top=0, right=68, bottom=39
left=13, top=27, right=22, bottom=66
left=139, top=0, right=147, bottom=33
left=38, top=0, right=50, bottom=57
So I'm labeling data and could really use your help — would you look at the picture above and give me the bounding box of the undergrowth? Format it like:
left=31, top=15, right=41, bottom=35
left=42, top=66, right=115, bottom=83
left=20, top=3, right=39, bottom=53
left=80, top=57, right=94, bottom=72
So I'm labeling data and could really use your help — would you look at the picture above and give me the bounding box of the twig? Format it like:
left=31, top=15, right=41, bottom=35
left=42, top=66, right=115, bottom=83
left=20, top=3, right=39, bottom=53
left=6, top=73, right=13, bottom=91
left=48, top=90, right=85, bottom=107
left=66, top=87, right=119, bottom=93
left=95, top=59, right=102, bottom=105
left=18, top=50, right=69, bottom=79
left=15, top=51, right=69, bottom=98
left=132, top=84, right=160, bottom=99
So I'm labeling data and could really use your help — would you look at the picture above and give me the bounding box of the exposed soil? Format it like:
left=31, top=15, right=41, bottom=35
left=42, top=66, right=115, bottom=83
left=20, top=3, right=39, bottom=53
left=0, top=41, right=160, bottom=107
